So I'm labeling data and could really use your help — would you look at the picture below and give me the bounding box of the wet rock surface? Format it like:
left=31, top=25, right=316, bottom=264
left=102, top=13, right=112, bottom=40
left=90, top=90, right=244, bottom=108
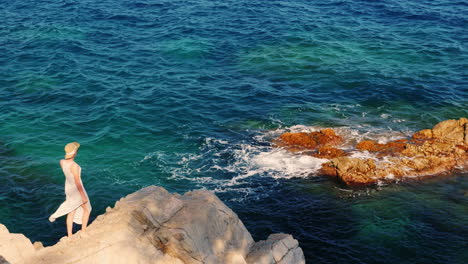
left=276, top=128, right=343, bottom=150
left=278, top=118, right=468, bottom=186
left=311, top=146, right=348, bottom=159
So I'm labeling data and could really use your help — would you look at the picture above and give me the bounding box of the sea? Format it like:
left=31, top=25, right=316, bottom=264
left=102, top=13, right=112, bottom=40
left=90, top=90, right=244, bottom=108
left=0, top=1, right=467, bottom=263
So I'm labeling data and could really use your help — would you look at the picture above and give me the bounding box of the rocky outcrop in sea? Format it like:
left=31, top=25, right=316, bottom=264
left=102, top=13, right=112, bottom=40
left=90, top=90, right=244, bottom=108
left=0, top=186, right=305, bottom=264
left=276, top=118, right=468, bottom=186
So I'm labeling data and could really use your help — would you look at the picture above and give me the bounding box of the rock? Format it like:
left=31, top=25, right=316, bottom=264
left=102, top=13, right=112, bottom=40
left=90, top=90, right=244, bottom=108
left=0, top=224, right=35, bottom=264
left=321, top=152, right=463, bottom=186
left=356, top=140, right=380, bottom=152
left=312, top=147, right=347, bottom=159
left=401, top=140, right=463, bottom=157
left=413, top=118, right=468, bottom=143
left=0, top=256, right=11, bottom=264
left=278, top=132, right=318, bottom=150
left=465, top=122, right=468, bottom=144
left=29, top=187, right=190, bottom=264
left=149, top=189, right=254, bottom=264
left=431, top=118, right=467, bottom=143
left=319, top=163, right=338, bottom=178
left=321, top=157, right=380, bottom=186
left=400, top=155, right=456, bottom=175
left=277, top=129, right=343, bottom=151
left=356, top=139, right=406, bottom=155
left=246, top=234, right=305, bottom=264
left=412, top=129, right=432, bottom=140
left=32, top=242, right=43, bottom=251
left=2, top=186, right=305, bottom=264
left=319, top=118, right=468, bottom=186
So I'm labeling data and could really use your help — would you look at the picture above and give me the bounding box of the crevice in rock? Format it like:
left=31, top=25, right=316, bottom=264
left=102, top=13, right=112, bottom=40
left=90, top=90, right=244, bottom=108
left=275, top=240, right=297, bottom=263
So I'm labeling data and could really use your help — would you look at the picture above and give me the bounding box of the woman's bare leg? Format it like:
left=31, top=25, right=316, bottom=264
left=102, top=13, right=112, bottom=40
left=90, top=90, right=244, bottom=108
left=66, top=209, right=77, bottom=237
left=81, top=203, right=90, bottom=232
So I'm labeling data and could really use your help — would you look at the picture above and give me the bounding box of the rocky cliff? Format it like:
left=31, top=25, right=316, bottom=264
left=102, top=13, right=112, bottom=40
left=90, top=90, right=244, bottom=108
left=0, top=186, right=305, bottom=264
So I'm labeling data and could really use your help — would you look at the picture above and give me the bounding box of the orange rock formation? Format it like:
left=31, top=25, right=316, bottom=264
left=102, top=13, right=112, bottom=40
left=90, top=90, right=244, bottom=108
left=276, top=128, right=343, bottom=151
left=322, top=118, right=468, bottom=186
left=312, top=147, right=348, bottom=159
left=277, top=118, right=468, bottom=186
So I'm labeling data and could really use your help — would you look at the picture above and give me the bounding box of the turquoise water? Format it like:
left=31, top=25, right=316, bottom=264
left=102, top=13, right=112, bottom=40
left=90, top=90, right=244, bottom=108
left=0, top=0, right=467, bottom=263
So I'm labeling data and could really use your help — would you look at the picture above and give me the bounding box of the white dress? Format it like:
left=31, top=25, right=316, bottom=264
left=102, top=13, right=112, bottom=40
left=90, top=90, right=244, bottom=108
left=49, top=161, right=91, bottom=224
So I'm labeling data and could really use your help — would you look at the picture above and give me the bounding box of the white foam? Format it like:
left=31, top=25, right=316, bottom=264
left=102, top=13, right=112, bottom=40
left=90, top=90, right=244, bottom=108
left=392, top=119, right=406, bottom=123
left=349, top=150, right=378, bottom=160
left=251, top=149, right=327, bottom=178
left=141, top=124, right=417, bottom=200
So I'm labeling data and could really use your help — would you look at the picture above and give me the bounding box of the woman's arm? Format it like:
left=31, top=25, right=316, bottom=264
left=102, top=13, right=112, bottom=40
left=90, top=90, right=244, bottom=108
left=72, top=163, right=88, bottom=204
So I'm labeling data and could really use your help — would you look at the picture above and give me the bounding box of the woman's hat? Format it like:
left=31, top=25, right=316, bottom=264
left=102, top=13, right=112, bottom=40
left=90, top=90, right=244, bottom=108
left=64, top=142, right=80, bottom=159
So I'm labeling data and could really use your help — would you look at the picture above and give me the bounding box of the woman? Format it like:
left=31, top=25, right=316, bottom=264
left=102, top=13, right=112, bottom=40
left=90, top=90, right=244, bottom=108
left=49, top=142, right=91, bottom=237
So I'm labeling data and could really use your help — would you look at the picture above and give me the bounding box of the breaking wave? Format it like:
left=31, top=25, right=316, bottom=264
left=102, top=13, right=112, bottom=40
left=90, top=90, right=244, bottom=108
left=146, top=124, right=416, bottom=197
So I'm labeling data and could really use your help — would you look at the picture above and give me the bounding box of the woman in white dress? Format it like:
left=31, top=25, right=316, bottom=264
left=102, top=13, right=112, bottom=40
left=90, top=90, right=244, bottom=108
left=49, top=142, right=91, bottom=237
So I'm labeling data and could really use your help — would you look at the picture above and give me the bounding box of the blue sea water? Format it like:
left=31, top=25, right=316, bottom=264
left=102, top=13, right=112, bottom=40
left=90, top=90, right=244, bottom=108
left=0, top=0, right=467, bottom=263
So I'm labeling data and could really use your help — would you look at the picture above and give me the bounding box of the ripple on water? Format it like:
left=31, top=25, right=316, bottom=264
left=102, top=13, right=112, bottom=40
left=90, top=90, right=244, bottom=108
left=0, top=0, right=467, bottom=263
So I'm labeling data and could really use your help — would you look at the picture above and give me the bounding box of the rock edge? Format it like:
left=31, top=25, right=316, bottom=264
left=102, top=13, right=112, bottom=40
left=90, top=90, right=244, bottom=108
left=0, top=186, right=305, bottom=264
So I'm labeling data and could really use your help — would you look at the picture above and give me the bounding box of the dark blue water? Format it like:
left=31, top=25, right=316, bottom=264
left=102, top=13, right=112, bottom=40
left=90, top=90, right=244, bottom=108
left=1, top=1, right=467, bottom=263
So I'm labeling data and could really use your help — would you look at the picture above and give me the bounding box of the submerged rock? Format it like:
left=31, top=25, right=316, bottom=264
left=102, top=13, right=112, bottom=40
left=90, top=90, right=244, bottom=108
left=0, top=186, right=305, bottom=264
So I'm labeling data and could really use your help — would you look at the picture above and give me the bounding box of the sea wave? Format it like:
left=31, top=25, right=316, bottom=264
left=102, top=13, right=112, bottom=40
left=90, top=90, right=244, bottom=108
left=145, top=124, right=417, bottom=198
